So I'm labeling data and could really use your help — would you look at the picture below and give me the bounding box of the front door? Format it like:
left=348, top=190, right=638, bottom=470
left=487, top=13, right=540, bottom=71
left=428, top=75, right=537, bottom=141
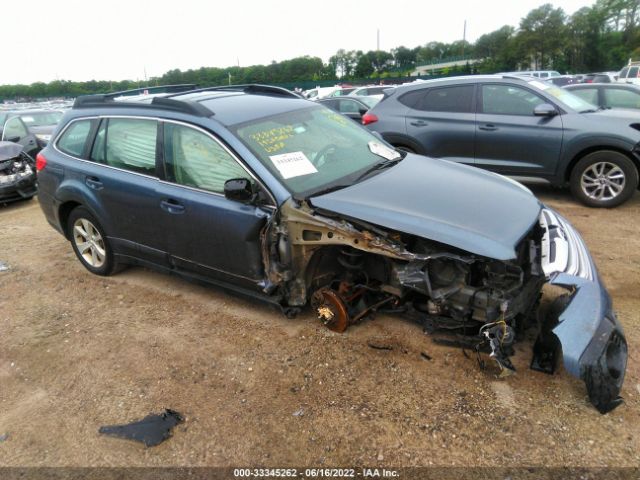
left=475, top=83, right=564, bottom=176
left=158, top=122, right=270, bottom=289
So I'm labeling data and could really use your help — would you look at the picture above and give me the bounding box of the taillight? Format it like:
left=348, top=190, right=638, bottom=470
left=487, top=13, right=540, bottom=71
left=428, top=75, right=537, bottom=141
left=36, top=152, right=47, bottom=171
left=362, top=112, right=378, bottom=125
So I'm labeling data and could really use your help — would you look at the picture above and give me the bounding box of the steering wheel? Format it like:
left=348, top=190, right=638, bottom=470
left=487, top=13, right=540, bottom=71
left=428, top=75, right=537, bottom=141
left=314, top=144, right=339, bottom=168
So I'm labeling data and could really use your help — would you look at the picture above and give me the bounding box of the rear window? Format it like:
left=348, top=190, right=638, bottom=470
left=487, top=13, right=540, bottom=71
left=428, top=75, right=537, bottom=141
left=57, top=119, right=93, bottom=157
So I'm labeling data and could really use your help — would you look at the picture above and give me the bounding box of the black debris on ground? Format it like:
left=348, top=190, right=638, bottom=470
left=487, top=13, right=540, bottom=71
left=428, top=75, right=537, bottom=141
left=98, top=409, right=184, bottom=447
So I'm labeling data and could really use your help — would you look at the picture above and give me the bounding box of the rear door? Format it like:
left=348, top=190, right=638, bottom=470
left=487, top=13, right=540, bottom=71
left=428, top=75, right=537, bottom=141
left=475, top=83, right=563, bottom=175
left=81, top=117, right=169, bottom=265
left=404, top=84, right=476, bottom=164
left=157, top=121, right=271, bottom=290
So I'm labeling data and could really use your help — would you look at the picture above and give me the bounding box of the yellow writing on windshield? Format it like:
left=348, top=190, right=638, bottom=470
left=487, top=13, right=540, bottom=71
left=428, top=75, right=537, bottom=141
left=251, top=126, right=294, bottom=154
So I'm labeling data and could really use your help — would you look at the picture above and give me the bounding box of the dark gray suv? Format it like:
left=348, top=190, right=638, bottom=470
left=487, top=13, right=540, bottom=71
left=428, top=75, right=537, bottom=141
left=364, top=75, right=640, bottom=207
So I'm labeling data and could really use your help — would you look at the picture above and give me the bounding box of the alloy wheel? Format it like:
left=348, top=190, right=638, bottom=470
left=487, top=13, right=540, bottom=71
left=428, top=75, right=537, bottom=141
left=72, top=218, right=106, bottom=268
left=580, top=161, right=626, bottom=201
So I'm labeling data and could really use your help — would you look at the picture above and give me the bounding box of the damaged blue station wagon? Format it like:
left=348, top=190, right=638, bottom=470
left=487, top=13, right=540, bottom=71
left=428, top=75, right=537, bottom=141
left=36, top=85, right=627, bottom=413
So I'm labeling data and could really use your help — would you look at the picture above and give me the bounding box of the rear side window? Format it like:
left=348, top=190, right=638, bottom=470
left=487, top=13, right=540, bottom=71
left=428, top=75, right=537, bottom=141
left=398, top=89, right=426, bottom=108
left=57, top=119, right=93, bottom=157
left=628, top=66, right=639, bottom=78
left=414, top=85, right=475, bottom=113
left=571, top=88, right=598, bottom=105
left=91, top=118, right=157, bottom=175
left=163, top=123, right=247, bottom=194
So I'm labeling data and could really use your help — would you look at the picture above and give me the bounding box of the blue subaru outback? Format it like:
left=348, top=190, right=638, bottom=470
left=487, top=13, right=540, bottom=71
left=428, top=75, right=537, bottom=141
left=37, top=85, right=627, bottom=413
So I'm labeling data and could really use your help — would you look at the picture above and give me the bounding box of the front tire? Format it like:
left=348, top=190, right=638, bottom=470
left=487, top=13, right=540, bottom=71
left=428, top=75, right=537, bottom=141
left=67, top=207, right=119, bottom=276
left=569, top=151, right=638, bottom=208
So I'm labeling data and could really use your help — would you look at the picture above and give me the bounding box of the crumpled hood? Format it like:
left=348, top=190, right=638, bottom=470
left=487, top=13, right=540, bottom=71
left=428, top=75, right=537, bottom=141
left=0, top=141, right=23, bottom=162
left=311, top=154, right=542, bottom=260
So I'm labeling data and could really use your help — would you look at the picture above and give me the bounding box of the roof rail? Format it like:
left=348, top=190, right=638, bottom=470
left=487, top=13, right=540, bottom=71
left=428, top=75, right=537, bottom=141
left=73, top=94, right=213, bottom=117
left=169, top=84, right=302, bottom=99
left=102, top=84, right=198, bottom=99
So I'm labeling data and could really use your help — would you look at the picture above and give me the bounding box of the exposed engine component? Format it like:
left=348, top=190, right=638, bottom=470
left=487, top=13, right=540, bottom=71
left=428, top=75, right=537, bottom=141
left=0, top=150, right=34, bottom=185
left=480, top=318, right=516, bottom=376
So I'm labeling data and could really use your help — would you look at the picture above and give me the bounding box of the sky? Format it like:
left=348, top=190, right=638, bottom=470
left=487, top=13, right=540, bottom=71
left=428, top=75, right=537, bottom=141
left=4, top=0, right=596, bottom=85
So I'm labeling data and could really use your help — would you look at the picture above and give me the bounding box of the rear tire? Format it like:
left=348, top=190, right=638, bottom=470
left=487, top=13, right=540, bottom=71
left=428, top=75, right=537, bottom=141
left=569, top=151, right=638, bottom=208
left=67, top=207, right=120, bottom=276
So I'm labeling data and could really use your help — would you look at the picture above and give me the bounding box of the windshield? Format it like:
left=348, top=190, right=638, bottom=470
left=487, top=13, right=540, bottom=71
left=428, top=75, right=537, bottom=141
left=19, top=111, right=63, bottom=127
left=234, top=106, right=398, bottom=197
left=527, top=79, right=597, bottom=112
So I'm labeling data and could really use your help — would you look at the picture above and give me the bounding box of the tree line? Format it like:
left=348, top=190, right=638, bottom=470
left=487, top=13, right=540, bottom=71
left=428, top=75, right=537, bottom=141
left=1, top=0, right=638, bottom=100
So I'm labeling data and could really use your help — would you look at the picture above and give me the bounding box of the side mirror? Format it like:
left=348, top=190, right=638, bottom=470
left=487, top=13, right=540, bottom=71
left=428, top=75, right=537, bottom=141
left=224, top=178, right=253, bottom=203
left=534, top=103, right=558, bottom=117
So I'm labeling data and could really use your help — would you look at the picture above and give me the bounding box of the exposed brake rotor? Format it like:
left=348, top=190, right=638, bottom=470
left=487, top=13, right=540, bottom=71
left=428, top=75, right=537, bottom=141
left=311, top=287, right=350, bottom=333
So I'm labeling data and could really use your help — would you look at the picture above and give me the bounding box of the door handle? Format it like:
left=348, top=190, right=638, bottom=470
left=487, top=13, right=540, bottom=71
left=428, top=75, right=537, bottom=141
left=479, top=124, right=498, bottom=131
left=85, top=176, right=103, bottom=190
left=160, top=199, right=185, bottom=214
left=410, top=120, right=429, bottom=127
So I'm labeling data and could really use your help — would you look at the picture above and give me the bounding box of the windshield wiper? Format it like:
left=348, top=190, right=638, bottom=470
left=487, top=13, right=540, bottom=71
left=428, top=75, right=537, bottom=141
left=354, top=158, right=403, bottom=183
left=304, top=183, right=351, bottom=199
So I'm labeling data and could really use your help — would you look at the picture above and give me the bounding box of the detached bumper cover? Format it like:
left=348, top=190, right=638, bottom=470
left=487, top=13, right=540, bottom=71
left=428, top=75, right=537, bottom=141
left=540, top=208, right=627, bottom=413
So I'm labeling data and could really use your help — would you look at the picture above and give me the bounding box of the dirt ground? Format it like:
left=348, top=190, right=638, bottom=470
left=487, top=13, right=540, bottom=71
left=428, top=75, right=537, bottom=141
left=0, top=186, right=639, bottom=469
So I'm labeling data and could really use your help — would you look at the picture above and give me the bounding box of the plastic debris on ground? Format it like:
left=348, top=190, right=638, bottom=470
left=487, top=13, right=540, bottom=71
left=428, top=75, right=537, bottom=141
left=98, top=409, right=184, bottom=447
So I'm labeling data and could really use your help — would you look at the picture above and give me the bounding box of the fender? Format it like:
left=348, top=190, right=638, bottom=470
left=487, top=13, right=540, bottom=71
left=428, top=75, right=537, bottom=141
left=556, top=134, right=637, bottom=185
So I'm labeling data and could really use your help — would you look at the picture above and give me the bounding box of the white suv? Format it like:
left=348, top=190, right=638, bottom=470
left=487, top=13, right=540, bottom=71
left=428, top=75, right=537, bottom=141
left=617, top=63, right=640, bottom=85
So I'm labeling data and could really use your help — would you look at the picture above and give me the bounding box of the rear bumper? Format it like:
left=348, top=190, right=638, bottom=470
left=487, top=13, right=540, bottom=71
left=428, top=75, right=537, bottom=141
left=540, top=208, right=627, bottom=413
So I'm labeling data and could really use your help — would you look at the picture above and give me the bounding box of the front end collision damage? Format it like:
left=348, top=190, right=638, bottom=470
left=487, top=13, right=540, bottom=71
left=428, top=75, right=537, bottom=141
left=537, top=209, right=627, bottom=413
left=260, top=199, right=627, bottom=413
left=0, top=141, right=37, bottom=203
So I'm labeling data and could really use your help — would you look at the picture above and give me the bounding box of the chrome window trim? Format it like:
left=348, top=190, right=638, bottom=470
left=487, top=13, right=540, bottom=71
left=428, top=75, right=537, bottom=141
left=52, top=115, right=277, bottom=206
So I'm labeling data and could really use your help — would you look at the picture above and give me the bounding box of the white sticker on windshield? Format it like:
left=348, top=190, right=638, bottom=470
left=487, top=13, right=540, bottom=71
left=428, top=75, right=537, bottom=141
left=529, top=80, right=550, bottom=91
left=368, top=141, right=401, bottom=161
left=269, top=151, right=318, bottom=179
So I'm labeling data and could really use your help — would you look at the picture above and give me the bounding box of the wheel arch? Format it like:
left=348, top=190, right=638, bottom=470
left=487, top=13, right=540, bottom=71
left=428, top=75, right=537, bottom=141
left=58, top=201, right=83, bottom=240
left=564, top=146, right=640, bottom=188
left=381, top=133, right=426, bottom=155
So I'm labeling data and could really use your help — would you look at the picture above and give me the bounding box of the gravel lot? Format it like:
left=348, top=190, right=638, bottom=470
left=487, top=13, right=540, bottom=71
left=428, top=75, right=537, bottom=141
left=0, top=186, right=639, bottom=468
